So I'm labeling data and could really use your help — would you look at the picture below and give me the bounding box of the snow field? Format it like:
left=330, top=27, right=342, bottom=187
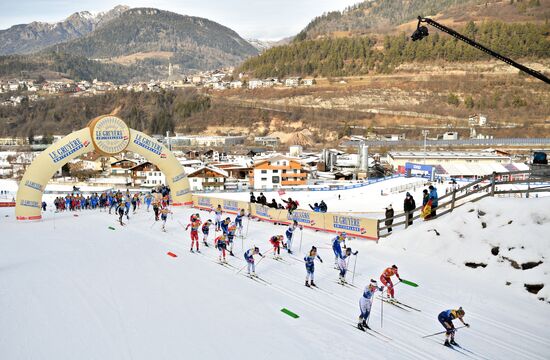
left=1, top=196, right=550, bottom=359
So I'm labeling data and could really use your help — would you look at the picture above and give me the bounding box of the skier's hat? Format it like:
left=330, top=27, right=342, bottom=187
left=392, top=264, right=398, bottom=269
left=457, top=307, right=465, bottom=316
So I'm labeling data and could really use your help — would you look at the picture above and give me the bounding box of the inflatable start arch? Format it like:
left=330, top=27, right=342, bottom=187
left=15, top=115, right=192, bottom=220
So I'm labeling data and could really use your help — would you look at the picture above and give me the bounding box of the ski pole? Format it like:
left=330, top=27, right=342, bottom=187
left=381, top=288, right=384, bottom=328
left=352, top=253, right=358, bottom=284
left=150, top=221, right=157, bottom=229
left=299, top=228, right=303, bottom=253
left=422, top=326, right=467, bottom=338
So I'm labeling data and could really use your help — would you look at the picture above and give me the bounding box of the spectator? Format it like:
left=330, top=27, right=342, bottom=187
left=250, top=192, right=256, bottom=203
left=428, top=185, right=439, bottom=218
left=269, top=199, right=278, bottom=209
left=258, top=192, right=267, bottom=205
left=319, top=200, right=327, bottom=213
left=283, top=197, right=299, bottom=214
left=403, top=192, right=416, bottom=226
left=384, top=205, right=394, bottom=233
left=422, top=189, right=429, bottom=207
left=309, top=203, right=320, bottom=212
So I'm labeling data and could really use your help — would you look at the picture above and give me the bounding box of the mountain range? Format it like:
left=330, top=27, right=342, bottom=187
left=0, top=5, right=130, bottom=56
left=0, top=5, right=258, bottom=81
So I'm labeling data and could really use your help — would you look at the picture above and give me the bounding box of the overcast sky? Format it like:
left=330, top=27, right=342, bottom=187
left=0, top=0, right=361, bottom=40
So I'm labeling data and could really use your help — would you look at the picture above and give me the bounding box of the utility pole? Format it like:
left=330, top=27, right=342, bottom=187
left=421, top=130, right=429, bottom=164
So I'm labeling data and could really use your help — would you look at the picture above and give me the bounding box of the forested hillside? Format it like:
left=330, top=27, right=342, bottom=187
left=239, top=22, right=550, bottom=78
left=294, top=0, right=548, bottom=40
left=0, top=51, right=148, bottom=83
left=0, top=89, right=211, bottom=137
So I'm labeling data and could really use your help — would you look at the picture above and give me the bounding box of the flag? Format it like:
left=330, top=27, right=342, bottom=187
left=278, top=189, right=286, bottom=196
left=421, top=200, right=432, bottom=219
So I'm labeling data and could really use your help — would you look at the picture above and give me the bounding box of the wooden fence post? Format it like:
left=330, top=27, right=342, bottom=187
left=451, top=189, right=456, bottom=211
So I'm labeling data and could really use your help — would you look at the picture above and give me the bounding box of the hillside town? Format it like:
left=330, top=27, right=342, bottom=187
left=0, top=66, right=317, bottom=107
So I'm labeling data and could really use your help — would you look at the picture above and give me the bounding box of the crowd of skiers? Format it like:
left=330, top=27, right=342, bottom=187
left=180, top=210, right=470, bottom=347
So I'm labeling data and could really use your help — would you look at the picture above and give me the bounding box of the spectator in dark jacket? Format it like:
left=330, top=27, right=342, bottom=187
left=250, top=192, right=256, bottom=203
left=319, top=200, right=327, bottom=213
left=403, top=192, right=416, bottom=226
left=269, top=199, right=278, bottom=208
left=384, top=205, right=394, bottom=233
left=422, top=189, right=429, bottom=206
left=258, top=193, right=267, bottom=205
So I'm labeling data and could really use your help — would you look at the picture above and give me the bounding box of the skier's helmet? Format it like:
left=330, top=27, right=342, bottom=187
left=457, top=307, right=465, bottom=317
left=340, top=232, right=347, bottom=239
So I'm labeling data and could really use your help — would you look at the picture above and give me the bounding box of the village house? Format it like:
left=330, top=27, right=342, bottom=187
left=110, top=159, right=138, bottom=177
left=249, top=155, right=307, bottom=190
left=187, top=166, right=228, bottom=191
left=130, top=162, right=165, bottom=187
left=284, top=77, right=301, bottom=87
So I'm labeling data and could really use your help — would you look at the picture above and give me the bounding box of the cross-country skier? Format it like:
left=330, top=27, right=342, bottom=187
left=380, top=265, right=401, bottom=299
left=235, top=209, right=245, bottom=235
left=124, top=196, right=131, bottom=220
left=214, top=205, right=223, bottom=231
left=214, top=233, right=228, bottom=263
left=116, top=201, right=125, bottom=226
left=357, top=279, right=384, bottom=331
left=285, top=220, right=301, bottom=254
left=186, top=217, right=202, bottom=253
left=270, top=235, right=284, bottom=259
left=304, top=246, right=322, bottom=287
left=190, top=213, right=200, bottom=223
left=438, top=307, right=470, bottom=347
left=160, top=206, right=172, bottom=232
left=332, top=232, right=347, bottom=268
left=338, top=247, right=358, bottom=284
left=153, top=200, right=160, bottom=221
left=220, top=217, right=231, bottom=235
left=226, top=222, right=237, bottom=256
left=145, top=193, right=152, bottom=212
left=244, top=246, right=264, bottom=277
left=202, top=219, right=213, bottom=246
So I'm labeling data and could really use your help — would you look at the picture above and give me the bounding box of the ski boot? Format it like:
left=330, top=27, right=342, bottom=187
left=305, top=280, right=310, bottom=287
left=190, top=249, right=194, bottom=253
left=357, top=322, right=365, bottom=331
left=310, top=281, right=317, bottom=287
left=230, top=251, right=234, bottom=257
left=444, top=340, right=451, bottom=347
left=450, top=339, right=459, bottom=346
left=196, top=249, right=201, bottom=253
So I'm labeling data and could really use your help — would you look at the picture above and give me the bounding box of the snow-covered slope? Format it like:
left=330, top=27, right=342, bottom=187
left=1, top=197, right=549, bottom=359
left=380, top=197, right=550, bottom=301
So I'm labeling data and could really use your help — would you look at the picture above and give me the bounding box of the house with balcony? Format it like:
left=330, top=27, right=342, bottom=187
left=249, top=155, right=307, bottom=190
left=130, top=162, right=165, bottom=187
left=187, top=166, right=228, bottom=191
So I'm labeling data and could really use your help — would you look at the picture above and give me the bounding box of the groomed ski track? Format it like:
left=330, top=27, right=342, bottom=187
left=1, top=205, right=549, bottom=360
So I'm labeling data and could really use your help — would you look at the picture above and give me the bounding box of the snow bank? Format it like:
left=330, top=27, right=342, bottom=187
left=380, top=197, right=550, bottom=301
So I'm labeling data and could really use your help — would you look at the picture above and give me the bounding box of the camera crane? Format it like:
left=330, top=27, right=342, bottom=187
left=411, top=16, right=550, bottom=85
